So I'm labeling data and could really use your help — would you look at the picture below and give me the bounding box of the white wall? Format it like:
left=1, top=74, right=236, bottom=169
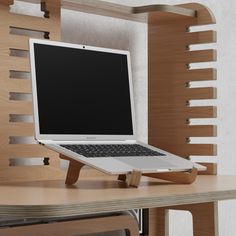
left=13, top=0, right=236, bottom=235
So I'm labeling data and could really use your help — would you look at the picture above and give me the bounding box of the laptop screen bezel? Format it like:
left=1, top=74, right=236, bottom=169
left=29, top=38, right=136, bottom=141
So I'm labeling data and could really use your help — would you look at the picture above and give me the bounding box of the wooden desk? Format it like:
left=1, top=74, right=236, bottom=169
left=0, top=175, right=236, bottom=219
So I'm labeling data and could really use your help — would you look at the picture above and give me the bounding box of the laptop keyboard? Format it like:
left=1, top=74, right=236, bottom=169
left=60, top=144, right=166, bottom=158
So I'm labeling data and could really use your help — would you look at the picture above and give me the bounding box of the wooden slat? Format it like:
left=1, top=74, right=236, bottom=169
left=187, top=87, right=217, bottom=100
left=187, top=125, right=217, bottom=137
left=155, top=49, right=216, bottom=63
left=2, top=56, right=30, bottom=72
left=4, top=144, right=58, bottom=157
left=152, top=144, right=217, bottom=156
left=0, top=6, right=55, bottom=33
left=187, top=30, right=217, bottom=45
left=3, top=34, right=31, bottom=50
left=1, top=123, right=34, bottom=136
left=3, top=144, right=58, bottom=157
left=186, top=68, right=217, bottom=81
left=150, top=31, right=216, bottom=51
left=188, top=144, right=217, bottom=156
left=187, top=106, right=217, bottom=118
left=7, top=101, right=33, bottom=114
left=151, top=125, right=216, bottom=138
left=5, top=79, right=31, bottom=93
left=0, top=166, right=65, bottom=183
left=150, top=107, right=217, bottom=121
left=153, top=87, right=217, bottom=100
left=187, top=49, right=217, bottom=63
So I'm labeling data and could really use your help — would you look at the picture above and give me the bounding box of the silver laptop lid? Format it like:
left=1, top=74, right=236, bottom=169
left=29, top=39, right=136, bottom=141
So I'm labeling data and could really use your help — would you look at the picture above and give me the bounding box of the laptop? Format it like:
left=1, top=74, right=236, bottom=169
left=29, top=38, right=205, bottom=175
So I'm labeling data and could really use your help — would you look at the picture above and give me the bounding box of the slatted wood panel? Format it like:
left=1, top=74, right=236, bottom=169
left=148, top=3, right=217, bottom=165
left=148, top=3, right=218, bottom=236
left=0, top=0, right=64, bottom=181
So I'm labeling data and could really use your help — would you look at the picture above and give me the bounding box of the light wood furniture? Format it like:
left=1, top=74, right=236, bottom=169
left=0, top=0, right=222, bottom=235
left=0, top=0, right=64, bottom=182
left=0, top=175, right=236, bottom=235
left=0, top=0, right=139, bottom=235
left=61, top=154, right=198, bottom=187
left=0, top=214, right=139, bottom=236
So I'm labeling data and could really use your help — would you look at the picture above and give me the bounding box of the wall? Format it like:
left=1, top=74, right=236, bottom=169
left=12, top=0, right=236, bottom=235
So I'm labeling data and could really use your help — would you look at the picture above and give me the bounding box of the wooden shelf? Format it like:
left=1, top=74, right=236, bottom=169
left=0, top=175, right=236, bottom=218
left=62, top=0, right=196, bottom=23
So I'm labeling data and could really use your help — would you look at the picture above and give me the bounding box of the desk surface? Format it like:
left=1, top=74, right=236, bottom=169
left=1, top=175, right=236, bottom=218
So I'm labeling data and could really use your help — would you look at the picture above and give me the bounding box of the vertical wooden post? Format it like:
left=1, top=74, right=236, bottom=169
left=148, top=3, right=217, bottom=235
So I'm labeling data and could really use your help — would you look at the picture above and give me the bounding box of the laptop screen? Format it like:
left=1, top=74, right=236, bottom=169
left=30, top=40, right=134, bottom=137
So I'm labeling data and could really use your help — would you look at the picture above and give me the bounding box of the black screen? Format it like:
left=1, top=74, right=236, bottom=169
left=34, top=43, right=133, bottom=135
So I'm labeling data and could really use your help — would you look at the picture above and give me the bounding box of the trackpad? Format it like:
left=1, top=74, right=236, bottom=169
left=114, top=156, right=177, bottom=170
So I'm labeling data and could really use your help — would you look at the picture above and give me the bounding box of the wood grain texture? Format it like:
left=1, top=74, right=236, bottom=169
left=170, top=202, right=218, bottom=236
left=0, top=2, right=219, bottom=235
left=148, top=207, right=167, bottom=236
left=147, top=3, right=217, bottom=235
left=0, top=166, right=65, bottom=183
left=143, top=168, right=198, bottom=184
left=60, top=155, right=85, bottom=185
left=0, top=214, right=139, bottom=236
left=149, top=202, right=218, bottom=236
left=0, top=0, right=62, bottom=181
left=62, top=0, right=196, bottom=23
left=1, top=0, right=13, bottom=5
left=148, top=3, right=217, bottom=161
left=0, top=175, right=235, bottom=218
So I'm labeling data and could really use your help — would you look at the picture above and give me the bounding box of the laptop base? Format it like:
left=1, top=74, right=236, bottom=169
left=60, top=154, right=198, bottom=188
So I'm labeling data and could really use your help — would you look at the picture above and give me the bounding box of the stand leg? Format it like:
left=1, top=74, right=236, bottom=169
left=190, top=202, right=218, bottom=236
left=143, top=168, right=198, bottom=184
left=149, top=208, right=168, bottom=236
left=60, top=155, right=85, bottom=185
left=118, top=170, right=142, bottom=188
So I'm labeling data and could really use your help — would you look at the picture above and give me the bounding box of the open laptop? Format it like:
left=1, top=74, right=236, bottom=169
left=29, top=39, right=205, bottom=175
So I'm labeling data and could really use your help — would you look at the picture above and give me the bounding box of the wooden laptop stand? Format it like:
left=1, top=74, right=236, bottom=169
left=60, top=154, right=198, bottom=187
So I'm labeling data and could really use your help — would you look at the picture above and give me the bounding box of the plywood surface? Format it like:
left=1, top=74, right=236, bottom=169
left=0, top=0, right=62, bottom=181
left=148, top=3, right=217, bottom=169
left=0, top=214, right=139, bottom=236
left=62, top=0, right=196, bottom=23
left=0, top=175, right=236, bottom=218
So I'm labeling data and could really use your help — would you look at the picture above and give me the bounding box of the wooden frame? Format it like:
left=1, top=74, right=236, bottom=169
left=0, top=0, right=65, bottom=182
left=0, top=214, right=139, bottom=236
left=0, top=1, right=140, bottom=235
left=60, top=155, right=198, bottom=187
left=0, top=0, right=218, bottom=235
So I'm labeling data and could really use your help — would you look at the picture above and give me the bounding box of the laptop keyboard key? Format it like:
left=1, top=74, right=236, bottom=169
left=60, top=144, right=166, bottom=158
